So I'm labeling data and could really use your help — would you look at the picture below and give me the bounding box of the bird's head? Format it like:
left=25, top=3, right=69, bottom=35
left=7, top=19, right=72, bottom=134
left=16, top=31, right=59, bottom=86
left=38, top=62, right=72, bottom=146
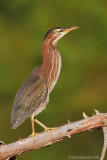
left=44, top=27, right=79, bottom=46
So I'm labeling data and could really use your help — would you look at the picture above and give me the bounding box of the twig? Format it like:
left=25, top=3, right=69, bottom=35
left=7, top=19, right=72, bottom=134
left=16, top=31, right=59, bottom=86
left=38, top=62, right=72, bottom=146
left=100, top=120, right=107, bottom=160
left=82, top=112, right=89, bottom=119
left=0, top=112, right=107, bottom=160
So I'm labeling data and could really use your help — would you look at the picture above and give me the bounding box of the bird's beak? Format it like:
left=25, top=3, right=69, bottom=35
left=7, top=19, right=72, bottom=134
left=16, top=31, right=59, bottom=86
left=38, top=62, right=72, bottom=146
left=62, top=26, right=79, bottom=33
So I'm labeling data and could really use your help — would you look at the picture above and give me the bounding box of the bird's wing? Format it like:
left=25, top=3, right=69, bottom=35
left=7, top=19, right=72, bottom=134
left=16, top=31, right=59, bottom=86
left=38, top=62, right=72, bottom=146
left=11, top=76, right=48, bottom=129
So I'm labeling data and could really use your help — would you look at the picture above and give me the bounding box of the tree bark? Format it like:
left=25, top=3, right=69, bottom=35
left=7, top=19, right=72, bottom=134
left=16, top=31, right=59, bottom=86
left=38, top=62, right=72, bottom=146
left=0, top=111, right=107, bottom=160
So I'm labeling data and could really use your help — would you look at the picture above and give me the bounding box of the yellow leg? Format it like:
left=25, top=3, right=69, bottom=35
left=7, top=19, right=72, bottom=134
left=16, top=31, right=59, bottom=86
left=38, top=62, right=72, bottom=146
left=31, top=113, right=36, bottom=136
left=34, top=119, right=61, bottom=137
left=29, top=113, right=37, bottom=138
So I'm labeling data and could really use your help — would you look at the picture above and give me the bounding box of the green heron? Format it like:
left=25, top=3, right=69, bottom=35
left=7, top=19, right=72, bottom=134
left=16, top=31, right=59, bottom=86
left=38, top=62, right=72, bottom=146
left=11, top=27, right=78, bottom=136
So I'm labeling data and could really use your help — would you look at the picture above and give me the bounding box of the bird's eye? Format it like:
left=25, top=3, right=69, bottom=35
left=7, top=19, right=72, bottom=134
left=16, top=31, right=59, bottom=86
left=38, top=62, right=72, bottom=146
left=54, top=29, right=61, bottom=33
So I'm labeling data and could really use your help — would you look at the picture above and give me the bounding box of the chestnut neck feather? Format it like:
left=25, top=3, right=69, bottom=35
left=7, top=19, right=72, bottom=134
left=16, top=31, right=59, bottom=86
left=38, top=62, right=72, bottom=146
left=41, top=36, right=62, bottom=93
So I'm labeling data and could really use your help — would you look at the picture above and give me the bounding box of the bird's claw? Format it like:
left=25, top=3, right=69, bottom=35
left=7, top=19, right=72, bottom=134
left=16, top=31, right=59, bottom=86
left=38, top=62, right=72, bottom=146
left=29, top=132, right=38, bottom=138
left=29, top=132, right=38, bottom=144
left=44, top=127, right=61, bottom=137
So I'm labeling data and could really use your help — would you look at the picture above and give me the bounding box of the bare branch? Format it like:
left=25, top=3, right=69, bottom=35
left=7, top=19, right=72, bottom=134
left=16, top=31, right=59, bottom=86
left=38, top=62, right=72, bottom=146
left=94, top=109, right=100, bottom=115
left=0, top=112, right=107, bottom=160
left=100, top=120, right=107, bottom=160
left=0, top=141, right=17, bottom=160
left=82, top=112, right=89, bottom=119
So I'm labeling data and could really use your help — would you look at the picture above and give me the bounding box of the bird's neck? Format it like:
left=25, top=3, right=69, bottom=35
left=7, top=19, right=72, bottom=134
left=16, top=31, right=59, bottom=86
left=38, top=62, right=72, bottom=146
left=41, top=40, right=62, bottom=93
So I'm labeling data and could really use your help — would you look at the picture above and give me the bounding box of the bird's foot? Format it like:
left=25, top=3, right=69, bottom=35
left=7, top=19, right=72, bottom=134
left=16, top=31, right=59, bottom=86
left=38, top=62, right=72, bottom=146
left=44, top=126, right=61, bottom=137
left=29, top=132, right=38, bottom=138
left=29, top=132, right=38, bottom=144
left=34, top=119, right=62, bottom=137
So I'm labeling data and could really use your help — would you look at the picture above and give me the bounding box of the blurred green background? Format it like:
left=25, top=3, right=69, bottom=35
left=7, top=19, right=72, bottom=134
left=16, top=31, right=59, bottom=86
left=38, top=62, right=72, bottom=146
left=0, top=0, right=107, bottom=159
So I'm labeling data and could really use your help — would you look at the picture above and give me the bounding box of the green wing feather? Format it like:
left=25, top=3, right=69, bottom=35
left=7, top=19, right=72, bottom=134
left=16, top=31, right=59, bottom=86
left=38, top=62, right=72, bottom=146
left=11, top=74, right=48, bottom=129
